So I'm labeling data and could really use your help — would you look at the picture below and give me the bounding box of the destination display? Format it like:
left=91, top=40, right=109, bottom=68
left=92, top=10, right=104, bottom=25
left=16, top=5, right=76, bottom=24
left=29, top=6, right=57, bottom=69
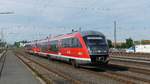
left=87, top=37, right=103, bottom=40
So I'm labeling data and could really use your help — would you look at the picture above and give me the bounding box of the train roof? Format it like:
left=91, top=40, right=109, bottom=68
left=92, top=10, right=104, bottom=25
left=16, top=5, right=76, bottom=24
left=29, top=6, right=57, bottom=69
left=80, top=31, right=105, bottom=37
left=54, top=30, right=105, bottom=38
left=26, top=31, right=105, bottom=44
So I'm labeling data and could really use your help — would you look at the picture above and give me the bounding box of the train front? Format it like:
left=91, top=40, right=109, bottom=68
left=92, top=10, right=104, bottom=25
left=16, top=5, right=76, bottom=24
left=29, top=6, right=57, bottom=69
left=82, top=31, right=110, bottom=64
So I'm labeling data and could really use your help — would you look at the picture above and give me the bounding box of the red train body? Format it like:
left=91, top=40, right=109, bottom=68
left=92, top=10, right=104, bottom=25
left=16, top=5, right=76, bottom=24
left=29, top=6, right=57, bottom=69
left=25, top=31, right=110, bottom=67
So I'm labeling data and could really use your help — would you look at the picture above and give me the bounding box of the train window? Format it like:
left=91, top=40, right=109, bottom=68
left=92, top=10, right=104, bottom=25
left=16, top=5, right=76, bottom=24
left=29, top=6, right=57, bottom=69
left=25, top=45, right=32, bottom=50
left=49, top=40, right=58, bottom=52
left=40, top=42, right=49, bottom=52
left=62, top=39, right=69, bottom=48
left=62, top=38, right=82, bottom=48
left=37, top=43, right=41, bottom=48
left=72, top=38, right=82, bottom=48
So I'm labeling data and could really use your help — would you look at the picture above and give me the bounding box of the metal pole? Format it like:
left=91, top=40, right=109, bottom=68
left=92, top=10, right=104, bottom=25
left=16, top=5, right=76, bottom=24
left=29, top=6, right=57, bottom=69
left=1, top=28, right=4, bottom=42
left=114, top=21, right=117, bottom=48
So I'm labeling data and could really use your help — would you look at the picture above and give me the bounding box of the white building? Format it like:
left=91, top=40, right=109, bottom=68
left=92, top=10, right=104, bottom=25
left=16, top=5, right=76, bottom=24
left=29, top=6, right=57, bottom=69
left=126, top=45, right=150, bottom=53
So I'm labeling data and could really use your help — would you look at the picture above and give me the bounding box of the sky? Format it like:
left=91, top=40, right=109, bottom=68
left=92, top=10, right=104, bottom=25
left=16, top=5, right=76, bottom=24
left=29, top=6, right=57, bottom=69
left=0, top=0, right=150, bottom=44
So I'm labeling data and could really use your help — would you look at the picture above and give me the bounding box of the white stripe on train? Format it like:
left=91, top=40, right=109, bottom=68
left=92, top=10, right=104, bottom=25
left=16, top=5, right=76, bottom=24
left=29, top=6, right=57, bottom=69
left=37, top=52, right=91, bottom=61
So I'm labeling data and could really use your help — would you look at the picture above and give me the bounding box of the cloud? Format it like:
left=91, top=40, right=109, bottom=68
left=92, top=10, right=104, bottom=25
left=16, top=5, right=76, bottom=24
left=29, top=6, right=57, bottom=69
left=0, top=0, right=150, bottom=43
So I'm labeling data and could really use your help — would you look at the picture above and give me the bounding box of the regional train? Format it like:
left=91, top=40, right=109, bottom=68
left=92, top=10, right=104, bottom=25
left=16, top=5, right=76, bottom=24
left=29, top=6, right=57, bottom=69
left=25, top=31, right=110, bottom=67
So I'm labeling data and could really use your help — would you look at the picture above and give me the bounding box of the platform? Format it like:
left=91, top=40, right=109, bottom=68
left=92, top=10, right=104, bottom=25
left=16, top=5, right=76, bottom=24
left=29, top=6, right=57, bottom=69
left=0, top=50, right=41, bottom=84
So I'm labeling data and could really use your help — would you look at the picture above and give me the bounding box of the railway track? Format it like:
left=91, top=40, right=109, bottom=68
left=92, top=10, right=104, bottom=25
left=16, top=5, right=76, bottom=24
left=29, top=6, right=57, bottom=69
left=112, top=56, right=150, bottom=61
left=110, top=52, right=150, bottom=58
left=111, top=56, right=150, bottom=64
left=15, top=51, right=127, bottom=84
left=108, top=63, right=150, bottom=76
left=0, top=50, right=7, bottom=78
left=110, top=56, right=150, bottom=70
left=110, top=57, right=150, bottom=73
left=15, top=51, right=150, bottom=84
left=107, top=56, right=150, bottom=83
left=15, top=53, right=84, bottom=84
left=79, top=63, right=150, bottom=84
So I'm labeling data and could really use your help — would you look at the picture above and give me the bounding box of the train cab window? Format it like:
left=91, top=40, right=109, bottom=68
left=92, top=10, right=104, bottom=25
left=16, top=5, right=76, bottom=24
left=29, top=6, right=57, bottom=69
left=83, top=36, right=107, bottom=46
left=62, top=38, right=82, bottom=48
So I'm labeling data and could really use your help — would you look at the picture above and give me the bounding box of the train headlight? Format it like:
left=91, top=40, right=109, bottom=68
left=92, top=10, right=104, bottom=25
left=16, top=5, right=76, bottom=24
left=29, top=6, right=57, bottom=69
left=88, top=48, right=91, bottom=51
left=97, top=50, right=101, bottom=53
left=78, top=52, right=83, bottom=55
left=103, top=50, right=107, bottom=53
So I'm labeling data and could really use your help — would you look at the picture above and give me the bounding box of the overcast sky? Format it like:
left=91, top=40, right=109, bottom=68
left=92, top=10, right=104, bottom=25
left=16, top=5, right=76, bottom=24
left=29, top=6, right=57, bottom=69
left=0, top=0, right=150, bottom=44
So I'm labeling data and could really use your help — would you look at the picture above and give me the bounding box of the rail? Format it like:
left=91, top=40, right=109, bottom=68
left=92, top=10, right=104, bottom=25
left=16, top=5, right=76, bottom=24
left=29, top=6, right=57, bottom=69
left=15, top=53, right=83, bottom=84
left=0, top=50, right=7, bottom=78
left=15, top=50, right=150, bottom=84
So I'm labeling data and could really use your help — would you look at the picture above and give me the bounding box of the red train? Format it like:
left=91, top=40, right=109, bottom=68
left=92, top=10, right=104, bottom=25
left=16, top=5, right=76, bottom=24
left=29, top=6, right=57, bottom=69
left=25, top=31, right=110, bottom=67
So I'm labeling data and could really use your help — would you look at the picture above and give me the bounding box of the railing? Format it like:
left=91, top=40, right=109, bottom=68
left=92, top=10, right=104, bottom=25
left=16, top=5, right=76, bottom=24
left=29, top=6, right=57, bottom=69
left=109, top=52, right=150, bottom=57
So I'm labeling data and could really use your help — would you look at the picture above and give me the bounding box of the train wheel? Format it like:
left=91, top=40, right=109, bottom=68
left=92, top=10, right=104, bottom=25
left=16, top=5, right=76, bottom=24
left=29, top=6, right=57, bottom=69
left=71, top=59, right=79, bottom=68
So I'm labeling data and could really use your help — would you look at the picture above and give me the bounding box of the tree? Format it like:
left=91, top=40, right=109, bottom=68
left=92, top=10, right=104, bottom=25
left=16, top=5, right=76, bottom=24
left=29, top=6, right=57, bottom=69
left=107, top=39, right=113, bottom=48
left=120, top=43, right=127, bottom=48
left=14, top=42, right=20, bottom=48
left=126, top=38, right=134, bottom=48
left=14, top=40, right=28, bottom=48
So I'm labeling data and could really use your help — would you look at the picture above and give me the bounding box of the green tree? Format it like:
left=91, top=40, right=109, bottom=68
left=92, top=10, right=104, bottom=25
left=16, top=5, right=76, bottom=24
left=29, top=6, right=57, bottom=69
left=14, top=42, right=20, bottom=48
left=107, top=39, right=113, bottom=48
left=120, top=43, right=127, bottom=48
left=14, top=40, right=28, bottom=48
left=126, top=38, right=134, bottom=48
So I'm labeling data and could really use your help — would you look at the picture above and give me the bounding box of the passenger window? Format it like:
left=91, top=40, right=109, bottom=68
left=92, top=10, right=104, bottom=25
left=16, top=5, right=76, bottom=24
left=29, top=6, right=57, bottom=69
left=49, top=40, right=59, bottom=52
left=62, top=38, right=82, bottom=48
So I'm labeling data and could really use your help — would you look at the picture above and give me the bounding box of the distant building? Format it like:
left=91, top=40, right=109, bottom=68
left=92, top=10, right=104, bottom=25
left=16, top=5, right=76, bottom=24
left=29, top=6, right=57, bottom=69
left=134, top=40, right=150, bottom=45
left=19, top=43, right=25, bottom=47
left=126, top=44, right=150, bottom=53
left=112, top=41, right=126, bottom=46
